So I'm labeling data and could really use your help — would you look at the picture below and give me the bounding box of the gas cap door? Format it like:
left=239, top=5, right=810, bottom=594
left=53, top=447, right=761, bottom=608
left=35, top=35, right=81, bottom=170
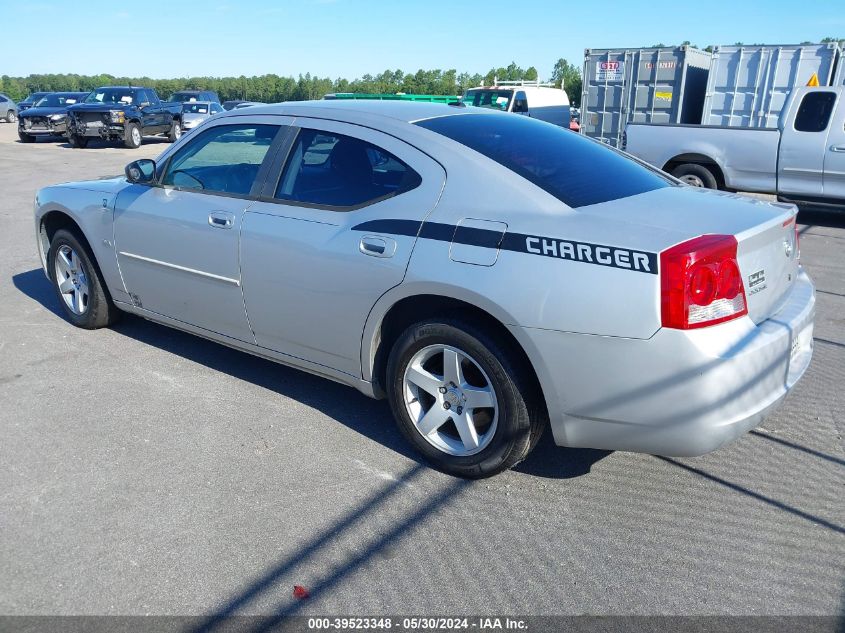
left=449, top=218, right=508, bottom=266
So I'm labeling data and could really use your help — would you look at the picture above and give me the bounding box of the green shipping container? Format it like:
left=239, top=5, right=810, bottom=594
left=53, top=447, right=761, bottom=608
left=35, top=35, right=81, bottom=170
left=323, top=93, right=461, bottom=105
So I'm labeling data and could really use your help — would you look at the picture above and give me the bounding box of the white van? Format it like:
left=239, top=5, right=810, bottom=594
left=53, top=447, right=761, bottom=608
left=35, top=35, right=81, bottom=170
left=462, top=80, right=571, bottom=127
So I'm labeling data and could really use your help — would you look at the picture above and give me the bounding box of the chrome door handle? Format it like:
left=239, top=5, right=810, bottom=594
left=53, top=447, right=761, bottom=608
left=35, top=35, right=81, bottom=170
left=208, top=211, right=234, bottom=229
left=359, top=235, right=396, bottom=258
left=830, top=145, right=845, bottom=153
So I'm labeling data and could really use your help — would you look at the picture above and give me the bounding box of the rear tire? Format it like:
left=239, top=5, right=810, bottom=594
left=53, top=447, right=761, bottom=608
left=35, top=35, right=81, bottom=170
left=47, top=229, right=120, bottom=329
left=124, top=122, right=142, bottom=149
left=386, top=318, right=544, bottom=478
left=6, top=110, right=17, bottom=123
left=168, top=120, right=182, bottom=142
left=18, top=130, right=35, bottom=143
left=671, top=163, right=718, bottom=189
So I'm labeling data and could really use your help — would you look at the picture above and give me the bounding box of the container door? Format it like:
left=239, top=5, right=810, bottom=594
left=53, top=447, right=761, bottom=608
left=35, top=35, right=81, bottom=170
left=778, top=90, right=838, bottom=197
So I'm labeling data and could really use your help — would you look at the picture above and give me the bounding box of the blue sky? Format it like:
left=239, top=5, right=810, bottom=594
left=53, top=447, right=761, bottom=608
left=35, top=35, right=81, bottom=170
left=7, top=0, right=842, bottom=79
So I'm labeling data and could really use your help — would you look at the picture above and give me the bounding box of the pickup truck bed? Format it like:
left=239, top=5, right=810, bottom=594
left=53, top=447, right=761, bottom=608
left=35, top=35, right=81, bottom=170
left=624, top=124, right=780, bottom=193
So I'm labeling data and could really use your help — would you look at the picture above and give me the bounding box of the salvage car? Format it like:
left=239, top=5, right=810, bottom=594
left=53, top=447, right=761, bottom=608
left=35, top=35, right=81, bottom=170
left=18, top=92, right=89, bottom=142
left=181, top=101, right=224, bottom=132
left=66, top=86, right=182, bottom=149
left=18, top=91, right=52, bottom=113
left=33, top=101, right=815, bottom=477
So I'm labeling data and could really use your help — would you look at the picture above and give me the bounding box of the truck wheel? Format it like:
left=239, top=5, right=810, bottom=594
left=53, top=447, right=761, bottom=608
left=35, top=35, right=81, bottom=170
left=386, top=318, right=544, bottom=478
left=124, top=122, right=142, bottom=149
left=6, top=110, right=17, bottom=123
left=68, top=133, right=88, bottom=148
left=168, top=120, right=182, bottom=143
left=18, top=130, right=35, bottom=143
left=672, top=163, right=718, bottom=189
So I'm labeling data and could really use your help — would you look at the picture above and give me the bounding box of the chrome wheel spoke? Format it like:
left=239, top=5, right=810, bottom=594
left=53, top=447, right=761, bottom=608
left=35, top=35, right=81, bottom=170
left=73, top=288, right=84, bottom=313
left=454, top=412, right=480, bottom=451
left=417, top=406, right=451, bottom=437
left=463, top=385, right=495, bottom=410
left=442, top=348, right=464, bottom=386
left=58, top=278, right=75, bottom=294
left=406, top=363, right=443, bottom=397
left=58, top=249, right=73, bottom=276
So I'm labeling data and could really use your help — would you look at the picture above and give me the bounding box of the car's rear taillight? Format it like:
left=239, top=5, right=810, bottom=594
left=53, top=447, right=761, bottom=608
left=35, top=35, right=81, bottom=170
left=660, top=234, right=748, bottom=329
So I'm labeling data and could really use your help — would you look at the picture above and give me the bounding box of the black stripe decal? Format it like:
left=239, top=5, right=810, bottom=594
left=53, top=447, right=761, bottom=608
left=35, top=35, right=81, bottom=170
left=352, top=220, right=657, bottom=274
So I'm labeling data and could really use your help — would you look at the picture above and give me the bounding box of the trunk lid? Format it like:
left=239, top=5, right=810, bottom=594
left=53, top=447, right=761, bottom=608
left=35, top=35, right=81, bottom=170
left=578, top=185, right=800, bottom=323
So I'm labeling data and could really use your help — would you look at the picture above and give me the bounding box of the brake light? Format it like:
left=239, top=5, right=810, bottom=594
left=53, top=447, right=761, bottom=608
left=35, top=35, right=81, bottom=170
left=661, top=235, right=748, bottom=329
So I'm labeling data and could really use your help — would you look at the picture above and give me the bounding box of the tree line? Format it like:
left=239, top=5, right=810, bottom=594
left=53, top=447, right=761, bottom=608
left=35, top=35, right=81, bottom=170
left=0, top=59, right=585, bottom=107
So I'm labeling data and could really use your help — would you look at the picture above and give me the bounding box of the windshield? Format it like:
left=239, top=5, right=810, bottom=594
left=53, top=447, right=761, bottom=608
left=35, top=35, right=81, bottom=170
left=415, top=113, right=674, bottom=208
left=35, top=94, right=82, bottom=108
left=25, top=93, right=49, bottom=103
left=85, top=89, right=136, bottom=105
left=462, top=89, right=514, bottom=111
left=172, top=93, right=200, bottom=103
left=183, top=103, right=210, bottom=114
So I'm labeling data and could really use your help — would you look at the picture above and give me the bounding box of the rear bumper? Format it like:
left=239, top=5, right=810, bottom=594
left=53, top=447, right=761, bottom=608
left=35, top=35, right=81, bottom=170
left=516, top=269, right=815, bottom=456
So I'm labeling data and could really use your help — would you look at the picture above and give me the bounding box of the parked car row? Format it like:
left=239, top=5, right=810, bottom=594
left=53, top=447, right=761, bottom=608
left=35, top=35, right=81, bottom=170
left=7, top=87, right=266, bottom=148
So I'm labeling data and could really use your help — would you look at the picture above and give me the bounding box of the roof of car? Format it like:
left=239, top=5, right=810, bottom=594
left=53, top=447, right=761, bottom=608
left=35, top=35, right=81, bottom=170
left=221, top=99, right=486, bottom=124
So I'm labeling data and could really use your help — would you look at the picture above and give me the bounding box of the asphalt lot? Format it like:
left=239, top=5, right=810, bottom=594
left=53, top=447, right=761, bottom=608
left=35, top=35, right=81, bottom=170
left=0, top=120, right=843, bottom=618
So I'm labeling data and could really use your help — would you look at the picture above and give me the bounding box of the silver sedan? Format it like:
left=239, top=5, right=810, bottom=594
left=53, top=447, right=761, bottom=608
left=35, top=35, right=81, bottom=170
left=33, top=101, right=815, bottom=477
left=180, top=100, right=224, bottom=133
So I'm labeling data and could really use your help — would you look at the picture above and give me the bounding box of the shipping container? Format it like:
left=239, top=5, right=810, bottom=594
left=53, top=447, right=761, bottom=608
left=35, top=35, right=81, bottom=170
left=701, top=43, right=840, bottom=127
left=580, top=46, right=711, bottom=147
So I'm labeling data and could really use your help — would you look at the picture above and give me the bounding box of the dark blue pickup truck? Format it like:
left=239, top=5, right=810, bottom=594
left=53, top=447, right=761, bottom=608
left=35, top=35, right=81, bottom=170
left=66, top=86, right=183, bottom=149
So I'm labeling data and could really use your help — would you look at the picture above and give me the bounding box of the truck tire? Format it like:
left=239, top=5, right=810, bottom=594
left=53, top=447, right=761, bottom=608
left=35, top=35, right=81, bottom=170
left=672, top=163, right=718, bottom=189
left=124, top=122, right=142, bottom=149
left=18, top=130, right=35, bottom=143
left=67, top=133, right=88, bottom=148
left=168, top=120, right=182, bottom=143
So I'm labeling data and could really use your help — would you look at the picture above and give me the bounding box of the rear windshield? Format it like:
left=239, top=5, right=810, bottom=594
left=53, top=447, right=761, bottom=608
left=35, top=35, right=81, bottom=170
left=415, top=113, right=673, bottom=208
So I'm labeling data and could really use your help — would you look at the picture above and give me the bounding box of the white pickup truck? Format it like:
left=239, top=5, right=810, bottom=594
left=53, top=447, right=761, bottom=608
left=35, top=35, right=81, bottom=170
left=624, top=86, right=845, bottom=209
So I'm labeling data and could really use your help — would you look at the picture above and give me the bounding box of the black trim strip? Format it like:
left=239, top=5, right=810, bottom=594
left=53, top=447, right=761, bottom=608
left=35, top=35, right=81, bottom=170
left=352, top=220, right=658, bottom=274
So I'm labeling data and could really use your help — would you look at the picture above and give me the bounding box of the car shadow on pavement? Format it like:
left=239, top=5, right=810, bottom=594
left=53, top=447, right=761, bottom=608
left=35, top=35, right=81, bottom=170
left=12, top=267, right=608, bottom=480
left=797, top=208, right=845, bottom=230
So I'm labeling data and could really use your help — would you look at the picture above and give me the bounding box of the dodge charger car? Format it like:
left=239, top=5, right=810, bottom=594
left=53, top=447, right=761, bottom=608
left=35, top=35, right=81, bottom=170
left=32, top=101, right=815, bottom=478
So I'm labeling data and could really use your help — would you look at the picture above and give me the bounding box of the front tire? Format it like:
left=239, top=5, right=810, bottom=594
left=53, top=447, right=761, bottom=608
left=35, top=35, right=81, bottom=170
left=386, top=318, right=543, bottom=478
left=47, top=229, right=119, bottom=329
left=67, top=133, right=88, bottom=148
left=6, top=110, right=17, bottom=123
left=124, top=122, right=142, bottom=149
left=671, top=163, right=718, bottom=189
left=168, top=120, right=182, bottom=142
left=18, top=130, right=35, bottom=143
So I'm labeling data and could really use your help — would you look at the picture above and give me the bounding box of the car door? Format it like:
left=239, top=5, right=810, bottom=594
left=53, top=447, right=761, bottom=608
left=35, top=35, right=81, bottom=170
left=778, top=90, right=838, bottom=197
left=241, top=118, right=446, bottom=377
left=113, top=117, right=292, bottom=343
left=822, top=92, right=845, bottom=201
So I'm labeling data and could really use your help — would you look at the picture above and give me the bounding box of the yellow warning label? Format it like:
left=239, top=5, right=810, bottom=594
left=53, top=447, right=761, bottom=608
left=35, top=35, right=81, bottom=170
left=655, top=91, right=673, bottom=101
left=806, top=73, right=820, bottom=87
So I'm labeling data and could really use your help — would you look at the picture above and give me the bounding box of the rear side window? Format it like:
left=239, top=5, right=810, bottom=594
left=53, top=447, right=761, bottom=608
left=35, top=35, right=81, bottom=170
left=415, top=113, right=673, bottom=208
left=275, top=129, right=421, bottom=209
left=794, top=92, right=837, bottom=132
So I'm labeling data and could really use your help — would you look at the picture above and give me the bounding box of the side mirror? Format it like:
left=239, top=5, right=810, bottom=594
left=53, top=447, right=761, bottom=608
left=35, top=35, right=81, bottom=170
left=125, top=159, right=156, bottom=184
